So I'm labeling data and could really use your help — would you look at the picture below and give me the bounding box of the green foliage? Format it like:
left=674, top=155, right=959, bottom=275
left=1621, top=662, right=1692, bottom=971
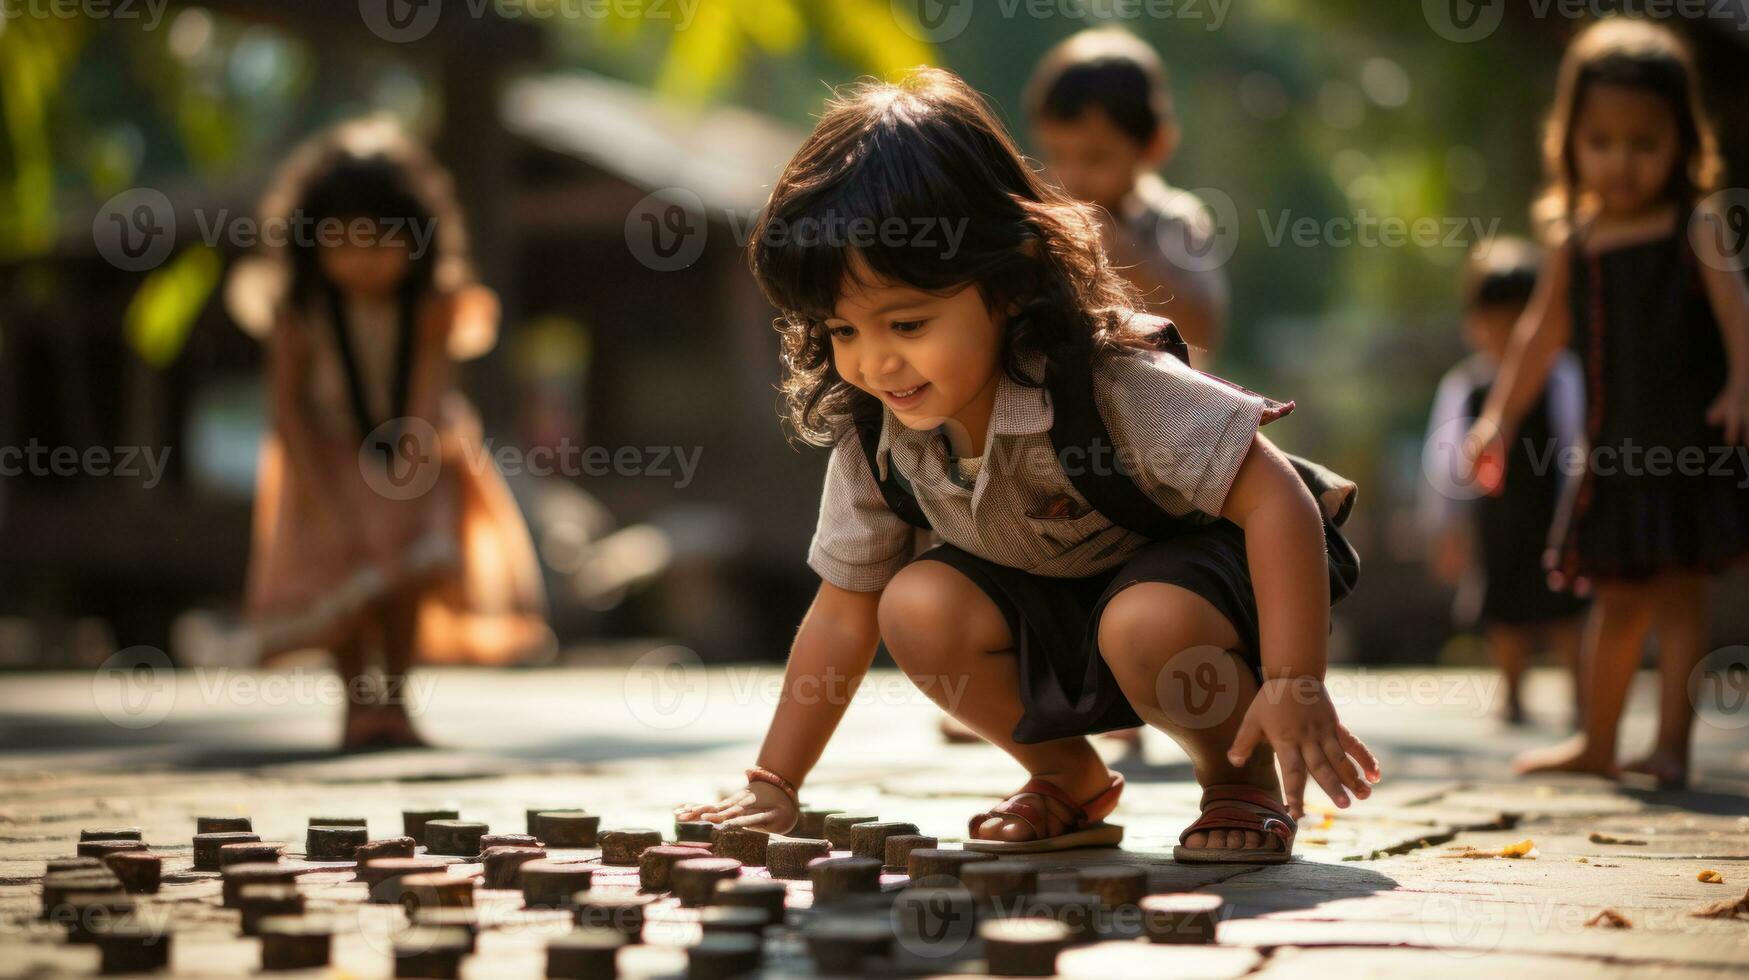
left=125, top=244, right=220, bottom=368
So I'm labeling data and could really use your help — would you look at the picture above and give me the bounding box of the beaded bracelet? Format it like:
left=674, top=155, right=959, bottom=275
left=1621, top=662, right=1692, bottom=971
left=745, top=765, right=799, bottom=803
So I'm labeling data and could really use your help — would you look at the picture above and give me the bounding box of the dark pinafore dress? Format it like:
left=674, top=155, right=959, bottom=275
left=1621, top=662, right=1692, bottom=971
left=1550, top=215, right=1749, bottom=592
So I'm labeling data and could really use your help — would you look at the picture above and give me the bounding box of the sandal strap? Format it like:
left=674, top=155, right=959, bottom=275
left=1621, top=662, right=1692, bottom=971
left=1180, top=785, right=1297, bottom=847
left=967, top=772, right=1124, bottom=841
left=966, top=798, right=1055, bottom=841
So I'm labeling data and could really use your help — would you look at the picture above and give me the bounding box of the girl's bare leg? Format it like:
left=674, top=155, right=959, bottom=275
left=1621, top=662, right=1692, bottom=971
left=879, top=560, right=1112, bottom=842
left=1622, top=571, right=1706, bottom=787
left=1486, top=623, right=1532, bottom=725
left=1514, top=582, right=1655, bottom=775
left=1547, top=614, right=1586, bottom=729
left=1097, top=583, right=1281, bottom=852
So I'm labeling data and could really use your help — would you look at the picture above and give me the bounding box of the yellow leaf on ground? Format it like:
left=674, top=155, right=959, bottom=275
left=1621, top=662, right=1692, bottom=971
left=1698, top=869, right=1724, bottom=884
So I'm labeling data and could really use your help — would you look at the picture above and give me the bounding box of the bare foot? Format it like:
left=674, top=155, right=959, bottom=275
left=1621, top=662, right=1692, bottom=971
left=1620, top=748, right=1687, bottom=789
left=342, top=704, right=427, bottom=752
left=1511, top=735, right=1614, bottom=777
left=971, top=766, right=1114, bottom=843
left=1182, top=779, right=1288, bottom=853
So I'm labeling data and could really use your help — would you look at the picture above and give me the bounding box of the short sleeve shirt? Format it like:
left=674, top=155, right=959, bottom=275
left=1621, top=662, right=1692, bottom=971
left=806, top=314, right=1273, bottom=592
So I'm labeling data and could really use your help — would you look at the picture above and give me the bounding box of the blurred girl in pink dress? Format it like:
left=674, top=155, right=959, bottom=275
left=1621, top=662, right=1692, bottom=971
left=229, top=118, right=552, bottom=749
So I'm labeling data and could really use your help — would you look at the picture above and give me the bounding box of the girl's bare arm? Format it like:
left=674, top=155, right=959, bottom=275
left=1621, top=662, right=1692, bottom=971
left=674, top=579, right=883, bottom=831
left=1474, top=244, right=1573, bottom=448
left=266, top=314, right=354, bottom=536
left=1694, top=211, right=1749, bottom=444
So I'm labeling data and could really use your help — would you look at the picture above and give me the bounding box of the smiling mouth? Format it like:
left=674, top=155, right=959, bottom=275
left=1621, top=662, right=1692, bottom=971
left=882, top=383, right=929, bottom=400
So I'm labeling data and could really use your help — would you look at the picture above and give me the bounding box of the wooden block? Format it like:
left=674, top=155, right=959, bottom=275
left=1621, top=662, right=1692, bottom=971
left=892, top=885, right=978, bottom=957
left=520, top=859, right=596, bottom=908
left=979, top=917, right=1071, bottom=976
left=402, top=809, right=459, bottom=845
left=481, top=845, right=548, bottom=889
left=56, top=891, right=136, bottom=944
left=307, top=816, right=368, bottom=828
left=527, top=807, right=585, bottom=834
left=700, top=905, right=768, bottom=937
left=46, top=857, right=103, bottom=874
left=92, top=918, right=171, bottom=975
left=1076, top=865, right=1149, bottom=912
left=882, top=833, right=937, bottom=871
left=571, top=889, right=654, bottom=942
left=258, top=915, right=331, bottom=971
left=685, top=933, right=761, bottom=980
left=546, top=927, right=625, bottom=979
left=675, top=820, right=716, bottom=843
left=905, top=847, right=996, bottom=883
left=804, top=919, right=892, bottom=974
left=536, top=812, right=600, bottom=847
left=476, top=833, right=541, bottom=855
left=392, top=926, right=471, bottom=979
left=192, top=832, right=259, bottom=870
left=766, top=837, right=830, bottom=879
left=423, top=820, right=489, bottom=856
left=411, top=908, right=480, bottom=952
left=711, top=827, right=770, bottom=867
left=821, top=813, right=878, bottom=850
left=40, top=870, right=124, bottom=919
left=960, top=860, right=1039, bottom=903
left=358, top=856, right=454, bottom=890
left=997, top=891, right=1100, bottom=942
left=672, top=857, right=742, bottom=907
left=394, top=871, right=475, bottom=914
left=598, top=829, right=662, bottom=865
left=101, top=852, right=161, bottom=894
left=197, top=816, right=252, bottom=834
left=80, top=828, right=143, bottom=842
left=639, top=844, right=710, bottom=892
left=849, top=821, right=919, bottom=861
left=306, top=825, right=369, bottom=861
left=795, top=807, right=842, bottom=840
left=217, top=841, right=285, bottom=868
left=712, top=879, right=787, bottom=924
left=238, top=883, right=303, bottom=937
left=807, top=855, right=882, bottom=905
left=221, top=863, right=299, bottom=909
left=77, top=839, right=147, bottom=859
left=1140, top=893, right=1222, bottom=944
left=355, top=837, right=418, bottom=863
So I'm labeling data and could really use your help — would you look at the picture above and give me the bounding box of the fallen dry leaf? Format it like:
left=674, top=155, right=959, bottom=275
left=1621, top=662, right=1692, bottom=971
left=1689, top=888, right=1749, bottom=920
left=1698, top=869, right=1724, bottom=884
left=1587, top=832, right=1647, bottom=845
left=1499, top=838, right=1536, bottom=858
left=1441, top=839, right=1538, bottom=860
left=1575, top=857, right=1589, bottom=864
left=1586, top=909, right=1631, bottom=929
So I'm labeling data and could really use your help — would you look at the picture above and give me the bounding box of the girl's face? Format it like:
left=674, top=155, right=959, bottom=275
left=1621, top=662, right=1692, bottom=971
left=824, top=253, right=1005, bottom=445
left=1571, top=82, right=1681, bottom=218
left=317, top=219, right=412, bottom=298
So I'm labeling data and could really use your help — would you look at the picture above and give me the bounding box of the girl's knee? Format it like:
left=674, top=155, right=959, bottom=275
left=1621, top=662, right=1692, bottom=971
left=877, top=561, right=1009, bottom=669
left=1096, top=583, right=1239, bottom=678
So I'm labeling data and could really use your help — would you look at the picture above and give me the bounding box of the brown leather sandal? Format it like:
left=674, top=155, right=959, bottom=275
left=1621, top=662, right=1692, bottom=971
left=962, top=771, right=1125, bottom=854
left=1173, top=784, right=1295, bottom=864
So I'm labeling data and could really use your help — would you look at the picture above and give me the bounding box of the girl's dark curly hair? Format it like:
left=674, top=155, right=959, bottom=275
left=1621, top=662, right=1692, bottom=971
left=749, top=67, right=1154, bottom=447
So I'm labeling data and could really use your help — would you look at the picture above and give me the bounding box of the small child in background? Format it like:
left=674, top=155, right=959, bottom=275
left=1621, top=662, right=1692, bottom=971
left=1421, top=238, right=1589, bottom=725
left=1026, top=27, right=1229, bottom=365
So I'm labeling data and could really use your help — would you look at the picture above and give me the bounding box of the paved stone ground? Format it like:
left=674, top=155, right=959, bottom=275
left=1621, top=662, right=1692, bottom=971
left=2, top=661, right=1747, bottom=977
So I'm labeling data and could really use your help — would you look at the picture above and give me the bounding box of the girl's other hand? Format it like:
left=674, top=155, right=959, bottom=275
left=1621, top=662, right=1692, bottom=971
left=673, top=780, right=799, bottom=835
left=1459, top=420, right=1506, bottom=496
left=1706, top=379, right=1749, bottom=445
left=1226, top=676, right=1381, bottom=821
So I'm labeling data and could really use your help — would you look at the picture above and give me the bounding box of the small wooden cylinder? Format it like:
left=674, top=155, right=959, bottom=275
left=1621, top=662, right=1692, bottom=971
left=57, top=892, right=136, bottom=944
left=536, top=812, right=600, bottom=847
left=685, top=933, right=761, bottom=980
left=92, top=919, right=171, bottom=975
left=997, top=891, right=1101, bottom=942
left=905, top=847, right=996, bottom=883
left=794, top=807, right=842, bottom=840
left=766, top=837, right=830, bottom=879
left=821, top=813, right=878, bottom=850
left=639, top=844, right=710, bottom=892
left=598, top=829, right=662, bottom=866
left=804, top=919, right=892, bottom=974
left=221, top=863, right=299, bottom=908
left=571, top=889, right=654, bottom=942
left=40, top=870, right=123, bottom=919
left=358, top=856, right=452, bottom=891
left=520, top=859, right=596, bottom=909
left=395, top=871, right=474, bottom=913
left=1140, top=893, right=1223, bottom=944
left=671, top=857, right=742, bottom=907
left=401, top=809, right=459, bottom=846
left=307, top=816, right=367, bottom=828
left=197, top=816, right=252, bottom=834
left=355, top=837, right=418, bottom=863
left=192, top=832, right=259, bottom=870
left=546, top=927, right=625, bottom=979
left=80, top=827, right=143, bottom=842
left=700, top=905, right=769, bottom=937
left=481, top=845, right=547, bottom=889
left=849, top=821, right=919, bottom=861
left=412, top=908, right=480, bottom=952
left=217, top=841, right=284, bottom=868
left=979, top=917, right=1071, bottom=976
left=238, top=883, right=304, bottom=936
left=423, top=820, right=489, bottom=857
left=77, top=839, right=148, bottom=859
left=258, top=916, right=330, bottom=971
left=1076, top=865, right=1150, bottom=912
left=711, top=827, right=770, bottom=867
left=101, top=852, right=162, bottom=894
left=306, top=826, right=369, bottom=861
left=674, top=820, right=716, bottom=843
left=882, top=834, right=937, bottom=871
left=713, top=879, right=787, bottom=924
left=391, top=926, right=470, bottom=979
left=960, top=860, right=1038, bottom=904
left=806, top=855, right=883, bottom=905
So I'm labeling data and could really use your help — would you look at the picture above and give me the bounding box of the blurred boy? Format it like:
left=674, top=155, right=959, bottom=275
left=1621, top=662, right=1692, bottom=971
left=1026, top=27, right=1228, bottom=364
left=1420, top=238, right=1589, bottom=725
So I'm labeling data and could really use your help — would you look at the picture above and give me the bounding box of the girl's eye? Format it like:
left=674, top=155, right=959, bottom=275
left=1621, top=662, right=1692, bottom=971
left=826, top=325, right=854, bottom=340
left=891, top=319, right=925, bottom=333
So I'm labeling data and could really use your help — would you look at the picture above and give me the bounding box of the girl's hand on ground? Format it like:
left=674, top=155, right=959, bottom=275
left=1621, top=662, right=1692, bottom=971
left=1706, top=380, right=1749, bottom=445
left=1227, top=677, right=1381, bottom=821
left=672, top=780, right=798, bottom=834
